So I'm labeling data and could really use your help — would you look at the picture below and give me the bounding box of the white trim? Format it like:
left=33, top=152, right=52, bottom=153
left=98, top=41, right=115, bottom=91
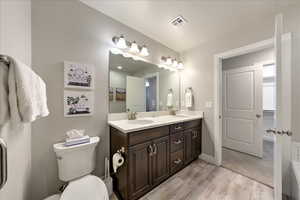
left=199, top=153, right=217, bottom=165
left=214, top=32, right=291, bottom=166
left=264, top=135, right=275, bottom=142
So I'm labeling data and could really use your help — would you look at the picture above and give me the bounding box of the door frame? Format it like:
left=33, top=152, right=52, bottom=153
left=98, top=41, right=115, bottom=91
left=213, top=33, right=291, bottom=166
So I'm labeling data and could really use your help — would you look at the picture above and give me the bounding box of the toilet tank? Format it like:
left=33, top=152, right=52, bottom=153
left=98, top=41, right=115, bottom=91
left=53, top=137, right=100, bottom=182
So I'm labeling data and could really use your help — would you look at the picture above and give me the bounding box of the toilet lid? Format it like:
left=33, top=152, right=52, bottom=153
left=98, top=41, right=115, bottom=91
left=60, top=175, right=109, bottom=200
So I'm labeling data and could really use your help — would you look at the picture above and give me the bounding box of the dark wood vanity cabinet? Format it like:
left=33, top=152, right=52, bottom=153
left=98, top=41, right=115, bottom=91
left=184, top=128, right=202, bottom=165
left=110, top=119, right=202, bottom=200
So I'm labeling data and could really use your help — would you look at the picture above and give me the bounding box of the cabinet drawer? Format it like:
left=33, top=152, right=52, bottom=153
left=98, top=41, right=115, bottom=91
left=170, top=132, right=184, bottom=153
left=170, top=150, right=184, bottom=174
left=170, top=123, right=185, bottom=134
left=184, top=120, right=201, bottom=130
left=129, top=126, right=169, bottom=146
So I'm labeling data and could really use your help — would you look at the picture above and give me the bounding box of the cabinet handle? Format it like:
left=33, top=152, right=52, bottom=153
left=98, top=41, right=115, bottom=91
left=174, top=159, right=182, bottom=165
left=192, top=131, right=198, bottom=139
left=153, top=144, right=157, bottom=155
left=174, top=139, right=182, bottom=145
left=148, top=145, right=154, bottom=156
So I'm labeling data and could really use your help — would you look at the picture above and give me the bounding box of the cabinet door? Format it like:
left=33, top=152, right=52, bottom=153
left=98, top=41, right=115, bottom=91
left=152, top=136, right=170, bottom=186
left=184, top=130, right=193, bottom=165
left=129, top=141, right=152, bottom=199
left=191, top=129, right=201, bottom=160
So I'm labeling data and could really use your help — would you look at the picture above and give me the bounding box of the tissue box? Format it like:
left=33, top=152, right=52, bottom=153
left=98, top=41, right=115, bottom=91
left=64, top=136, right=90, bottom=146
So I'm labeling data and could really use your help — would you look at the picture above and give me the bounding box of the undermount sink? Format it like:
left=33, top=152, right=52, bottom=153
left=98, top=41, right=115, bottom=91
left=127, top=119, right=155, bottom=125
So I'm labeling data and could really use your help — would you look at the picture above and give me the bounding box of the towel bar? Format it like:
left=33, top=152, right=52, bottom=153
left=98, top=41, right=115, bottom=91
left=0, top=138, right=7, bottom=190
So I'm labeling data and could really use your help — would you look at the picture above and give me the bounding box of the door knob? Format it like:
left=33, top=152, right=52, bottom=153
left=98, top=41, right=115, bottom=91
left=266, top=128, right=276, bottom=134
left=256, top=114, right=261, bottom=118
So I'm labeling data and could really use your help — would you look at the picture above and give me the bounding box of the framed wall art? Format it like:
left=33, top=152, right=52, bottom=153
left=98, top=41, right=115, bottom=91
left=64, top=61, right=94, bottom=89
left=64, top=90, right=94, bottom=117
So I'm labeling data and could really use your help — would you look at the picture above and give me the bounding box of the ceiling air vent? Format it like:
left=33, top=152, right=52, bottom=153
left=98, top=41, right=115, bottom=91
left=170, top=15, right=188, bottom=26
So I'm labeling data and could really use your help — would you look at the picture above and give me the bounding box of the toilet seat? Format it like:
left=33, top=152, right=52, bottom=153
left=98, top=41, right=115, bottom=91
left=60, top=175, right=109, bottom=200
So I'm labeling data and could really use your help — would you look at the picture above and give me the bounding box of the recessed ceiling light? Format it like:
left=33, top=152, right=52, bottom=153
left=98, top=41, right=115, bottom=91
left=117, top=66, right=123, bottom=70
left=170, top=15, right=188, bottom=26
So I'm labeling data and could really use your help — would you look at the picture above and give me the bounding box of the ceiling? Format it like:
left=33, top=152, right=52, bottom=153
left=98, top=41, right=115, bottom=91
left=81, top=0, right=297, bottom=52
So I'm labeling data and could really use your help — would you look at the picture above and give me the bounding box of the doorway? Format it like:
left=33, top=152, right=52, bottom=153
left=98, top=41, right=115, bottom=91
left=214, top=21, right=292, bottom=198
left=220, top=49, right=275, bottom=186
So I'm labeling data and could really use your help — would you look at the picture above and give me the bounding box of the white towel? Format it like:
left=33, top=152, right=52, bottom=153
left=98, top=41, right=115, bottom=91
left=7, top=57, right=49, bottom=123
left=167, top=92, right=173, bottom=107
left=0, top=63, right=9, bottom=125
left=185, top=90, right=193, bottom=108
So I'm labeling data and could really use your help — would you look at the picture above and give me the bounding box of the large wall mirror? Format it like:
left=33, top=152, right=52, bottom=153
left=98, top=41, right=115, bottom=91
left=109, top=52, right=180, bottom=113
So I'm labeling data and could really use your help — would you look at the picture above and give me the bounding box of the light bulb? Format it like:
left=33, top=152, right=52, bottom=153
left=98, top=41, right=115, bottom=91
left=177, top=61, right=184, bottom=69
left=130, top=41, right=140, bottom=53
left=116, top=35, right=127, bottom=49
left=117, top=66, right=123, bottom=70
left=166, top=57, right=172, bottom=65
left=172, top=59, right=178, bottom=67
left=145, top=81, right=150, bottom=87
left=140, top=45, right=149, bottom=56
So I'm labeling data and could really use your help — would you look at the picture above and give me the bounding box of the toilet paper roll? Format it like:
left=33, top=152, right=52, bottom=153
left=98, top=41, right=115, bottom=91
left=113, top=152, right=124, bottom=173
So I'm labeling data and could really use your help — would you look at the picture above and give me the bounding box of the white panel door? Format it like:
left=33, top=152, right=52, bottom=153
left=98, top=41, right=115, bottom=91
left=222, top=65, right=263, bottom=157
left=126, top=76, right=146, bottom=112
left=273, top=14, right=292, bottom=200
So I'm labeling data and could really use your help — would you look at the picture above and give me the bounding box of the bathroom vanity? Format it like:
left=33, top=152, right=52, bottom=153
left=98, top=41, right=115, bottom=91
left=109, top=114, right=202, bottom=200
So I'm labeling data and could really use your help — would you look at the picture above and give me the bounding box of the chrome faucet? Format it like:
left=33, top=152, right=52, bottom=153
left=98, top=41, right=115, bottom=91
left=127, top=109, right=137, bottom=120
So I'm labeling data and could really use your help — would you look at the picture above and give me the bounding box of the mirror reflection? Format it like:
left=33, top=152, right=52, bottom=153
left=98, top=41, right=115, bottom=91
left=109, top=53, right=179, bottom=113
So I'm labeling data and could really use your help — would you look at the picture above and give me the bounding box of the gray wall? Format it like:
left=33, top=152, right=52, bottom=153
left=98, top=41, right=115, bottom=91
left=181, top=4, right=300, bottom=157
left=31, top=0, right=179, bottom=199
left=0, top=0, right=32, bottom=200
left=222, top=47, right=274, bottom=70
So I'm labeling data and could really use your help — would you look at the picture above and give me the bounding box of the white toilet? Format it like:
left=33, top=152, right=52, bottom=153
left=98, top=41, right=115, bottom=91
left=44, top=136, right=109, bottom=200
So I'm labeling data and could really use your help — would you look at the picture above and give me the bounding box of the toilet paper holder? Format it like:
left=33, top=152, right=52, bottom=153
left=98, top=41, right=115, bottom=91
left=113, top=147, right=125, bottom=174
left=116, top=147, right=125, bottom=154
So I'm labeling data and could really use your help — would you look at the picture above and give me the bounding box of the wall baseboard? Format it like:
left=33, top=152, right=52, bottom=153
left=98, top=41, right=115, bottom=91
left=199, top=153, right=217, bottom=165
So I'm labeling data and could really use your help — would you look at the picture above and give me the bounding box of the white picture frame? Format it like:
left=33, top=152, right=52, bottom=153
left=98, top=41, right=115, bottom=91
left=64, top=90, right=94, bottom=117
left=64, top=61, right=94, bottom=89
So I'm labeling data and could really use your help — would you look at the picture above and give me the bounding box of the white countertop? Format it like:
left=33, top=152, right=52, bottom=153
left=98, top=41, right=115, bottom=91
left=108, top=112, right=203, bottom=133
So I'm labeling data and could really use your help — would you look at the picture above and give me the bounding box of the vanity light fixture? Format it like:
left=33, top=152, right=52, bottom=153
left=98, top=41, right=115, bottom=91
left=172, top=59, right=178, bottom=67
left=115, top=35, right=127, bottom=49
left=160, top=56, right=184, bottom=70
left=177, top=61, right=184, bottom=70
left=166, top=57, right=172, bottom=65
left=129, top=41, right=140, bottom=54
left=112, top=35, right=149, bottom=58
left=140, top=45, right=149, bottom=57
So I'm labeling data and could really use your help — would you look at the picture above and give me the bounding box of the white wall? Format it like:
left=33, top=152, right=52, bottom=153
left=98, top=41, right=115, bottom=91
left=31, top=0, right=179, bottom=199
left=181, top=5, right=300, bottom=156
left=0, top=0, right=32, bottom=200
